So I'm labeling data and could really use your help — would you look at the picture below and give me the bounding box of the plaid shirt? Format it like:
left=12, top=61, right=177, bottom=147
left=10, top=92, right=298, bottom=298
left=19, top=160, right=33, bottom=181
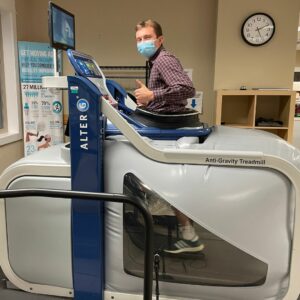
left=146, top=47, right=195, bottom=113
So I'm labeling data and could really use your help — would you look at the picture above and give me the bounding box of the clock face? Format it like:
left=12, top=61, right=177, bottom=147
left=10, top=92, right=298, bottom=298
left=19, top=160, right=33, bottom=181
left=242, top=13, right=275, bottom=46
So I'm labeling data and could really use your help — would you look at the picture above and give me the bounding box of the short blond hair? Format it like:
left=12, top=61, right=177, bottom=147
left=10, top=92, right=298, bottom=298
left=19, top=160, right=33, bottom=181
left=135, top=19, right=163, bottom=37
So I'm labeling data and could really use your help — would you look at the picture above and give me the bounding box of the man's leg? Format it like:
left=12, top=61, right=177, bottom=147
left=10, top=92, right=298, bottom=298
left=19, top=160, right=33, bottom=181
left=164, top=209, right=204, bottom=254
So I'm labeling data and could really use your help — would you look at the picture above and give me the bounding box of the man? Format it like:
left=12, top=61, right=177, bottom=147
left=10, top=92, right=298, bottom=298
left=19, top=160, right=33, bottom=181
left=134, top=20, right=204, bottom=254
left=134, top=19, right=195, bottom=113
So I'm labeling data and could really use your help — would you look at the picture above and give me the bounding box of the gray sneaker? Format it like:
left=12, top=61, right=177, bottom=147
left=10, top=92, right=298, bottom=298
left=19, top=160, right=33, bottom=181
left=164, top=238, right=204, bottom=254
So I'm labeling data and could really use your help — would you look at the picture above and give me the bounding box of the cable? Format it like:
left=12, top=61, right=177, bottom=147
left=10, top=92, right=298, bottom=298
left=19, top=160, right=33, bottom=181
left=154, top=253, right=160, bottom=300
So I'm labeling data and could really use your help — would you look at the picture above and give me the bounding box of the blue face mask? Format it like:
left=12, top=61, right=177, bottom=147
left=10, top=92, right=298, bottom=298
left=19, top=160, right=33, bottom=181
left=137, top=40, right=158, bottom=58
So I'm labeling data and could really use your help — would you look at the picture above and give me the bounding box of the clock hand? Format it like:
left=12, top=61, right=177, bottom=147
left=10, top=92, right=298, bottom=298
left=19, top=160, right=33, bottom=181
left=256, top=27, right=263, bottom=39
left=257, top=24, right=272, bottom=31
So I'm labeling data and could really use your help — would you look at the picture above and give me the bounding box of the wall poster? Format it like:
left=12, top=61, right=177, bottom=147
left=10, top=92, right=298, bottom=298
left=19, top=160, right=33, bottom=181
left=18, top=41, right=63, bottom=156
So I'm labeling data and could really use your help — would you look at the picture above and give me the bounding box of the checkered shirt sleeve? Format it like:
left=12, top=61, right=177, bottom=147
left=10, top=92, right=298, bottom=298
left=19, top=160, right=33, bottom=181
left=147, top=49, right=195, bottom=113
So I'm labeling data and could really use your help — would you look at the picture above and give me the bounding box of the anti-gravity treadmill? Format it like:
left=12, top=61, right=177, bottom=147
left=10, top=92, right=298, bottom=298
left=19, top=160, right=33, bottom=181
left=0, top=50, right=300, bottom=300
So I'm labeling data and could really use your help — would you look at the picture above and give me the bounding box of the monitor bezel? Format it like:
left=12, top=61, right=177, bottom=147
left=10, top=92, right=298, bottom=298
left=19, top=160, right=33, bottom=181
left=48, top=2, right=75, bottom=51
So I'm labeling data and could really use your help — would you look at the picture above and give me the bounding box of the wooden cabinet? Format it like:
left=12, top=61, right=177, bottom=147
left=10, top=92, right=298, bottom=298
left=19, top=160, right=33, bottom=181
left=215, top=90, right=296, bottom=142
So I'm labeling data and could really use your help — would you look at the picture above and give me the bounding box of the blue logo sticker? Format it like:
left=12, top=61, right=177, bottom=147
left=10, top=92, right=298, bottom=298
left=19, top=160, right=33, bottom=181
left=77, top=99, right=89, bottom=112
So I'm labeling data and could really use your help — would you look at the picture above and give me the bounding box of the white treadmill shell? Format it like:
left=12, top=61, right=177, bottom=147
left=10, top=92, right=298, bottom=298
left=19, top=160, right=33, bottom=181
left=0, top=126, right=299, bottom=300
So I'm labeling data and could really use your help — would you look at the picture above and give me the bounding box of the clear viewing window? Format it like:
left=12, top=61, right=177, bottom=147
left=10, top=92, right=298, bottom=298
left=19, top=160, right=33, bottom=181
left=123, top=173, right=268, bottom=287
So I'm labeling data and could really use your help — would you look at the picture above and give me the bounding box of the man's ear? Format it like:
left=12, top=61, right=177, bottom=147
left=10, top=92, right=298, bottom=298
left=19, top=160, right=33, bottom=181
left=158, top=35, right=164, bottom=46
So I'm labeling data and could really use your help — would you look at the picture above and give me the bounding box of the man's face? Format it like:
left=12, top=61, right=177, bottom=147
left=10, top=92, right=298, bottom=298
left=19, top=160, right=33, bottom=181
left=135, top=26, right=163, bottom=48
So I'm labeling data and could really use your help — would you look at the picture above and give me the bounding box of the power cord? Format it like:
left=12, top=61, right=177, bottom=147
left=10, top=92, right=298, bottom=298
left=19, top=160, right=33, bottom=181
left=154, top=253, right=160, bottom=300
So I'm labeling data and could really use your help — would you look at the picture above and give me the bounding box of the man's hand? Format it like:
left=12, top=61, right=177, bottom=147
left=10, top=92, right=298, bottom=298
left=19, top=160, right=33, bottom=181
left=134, top=80, right=154, bottom=106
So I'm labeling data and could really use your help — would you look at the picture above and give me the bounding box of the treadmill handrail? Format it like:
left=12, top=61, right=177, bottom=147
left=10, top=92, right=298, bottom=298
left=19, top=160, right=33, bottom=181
left=0, top=188, right=154, bottom=300
left=102, top=98, right=267, bottom=163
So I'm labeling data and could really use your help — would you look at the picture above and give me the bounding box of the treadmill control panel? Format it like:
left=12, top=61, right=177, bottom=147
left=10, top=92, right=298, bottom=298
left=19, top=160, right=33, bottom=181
left=74, top=56, right=101, bottom=77
left=67, top=49, right=103, bottom=78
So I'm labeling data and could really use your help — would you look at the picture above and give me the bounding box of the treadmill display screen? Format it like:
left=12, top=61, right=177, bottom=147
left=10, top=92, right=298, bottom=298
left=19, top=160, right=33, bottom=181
left=73, top=56, right=102, bottom=77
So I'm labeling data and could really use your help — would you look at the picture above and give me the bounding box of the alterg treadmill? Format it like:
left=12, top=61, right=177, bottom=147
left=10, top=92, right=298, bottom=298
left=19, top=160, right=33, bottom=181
left=0, top=50, right=300, bottom=300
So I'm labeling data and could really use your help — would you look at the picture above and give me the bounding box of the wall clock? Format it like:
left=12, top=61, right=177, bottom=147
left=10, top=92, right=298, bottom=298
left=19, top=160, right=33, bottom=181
left=241, top=13, right=275, bottom=46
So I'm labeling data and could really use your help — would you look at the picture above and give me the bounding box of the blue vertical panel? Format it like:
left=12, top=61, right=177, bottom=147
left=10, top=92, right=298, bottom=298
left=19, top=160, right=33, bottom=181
left=68, top=76, right=104, bottom=300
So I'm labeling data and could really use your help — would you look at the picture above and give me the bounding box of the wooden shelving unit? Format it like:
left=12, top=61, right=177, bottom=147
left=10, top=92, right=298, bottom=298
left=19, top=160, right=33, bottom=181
left=293, top=89, right=300, bottom=148
left=215, top=90, right=296, bottom=143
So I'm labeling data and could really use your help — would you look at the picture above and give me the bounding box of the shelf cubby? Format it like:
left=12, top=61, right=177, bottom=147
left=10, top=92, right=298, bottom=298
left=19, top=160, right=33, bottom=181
left=216, top=90, right=296, bottom=142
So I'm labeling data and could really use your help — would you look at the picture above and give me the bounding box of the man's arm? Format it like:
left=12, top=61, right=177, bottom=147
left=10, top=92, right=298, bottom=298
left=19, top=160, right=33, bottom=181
left=134, top=54, right=195, bottom=107
left=152, top=55, right=195, bottom=103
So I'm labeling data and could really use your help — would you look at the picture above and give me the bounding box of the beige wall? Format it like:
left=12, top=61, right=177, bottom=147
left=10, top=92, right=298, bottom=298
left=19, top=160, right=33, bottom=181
left=15, top=0, right=218, bottom=124
left=296, top=51, right=300, bottom=67
left=0, top=141, right=24, bottom=174
left=214, top=0, right=300, bottom=91
left=15, top=0, right=300, bottom=124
